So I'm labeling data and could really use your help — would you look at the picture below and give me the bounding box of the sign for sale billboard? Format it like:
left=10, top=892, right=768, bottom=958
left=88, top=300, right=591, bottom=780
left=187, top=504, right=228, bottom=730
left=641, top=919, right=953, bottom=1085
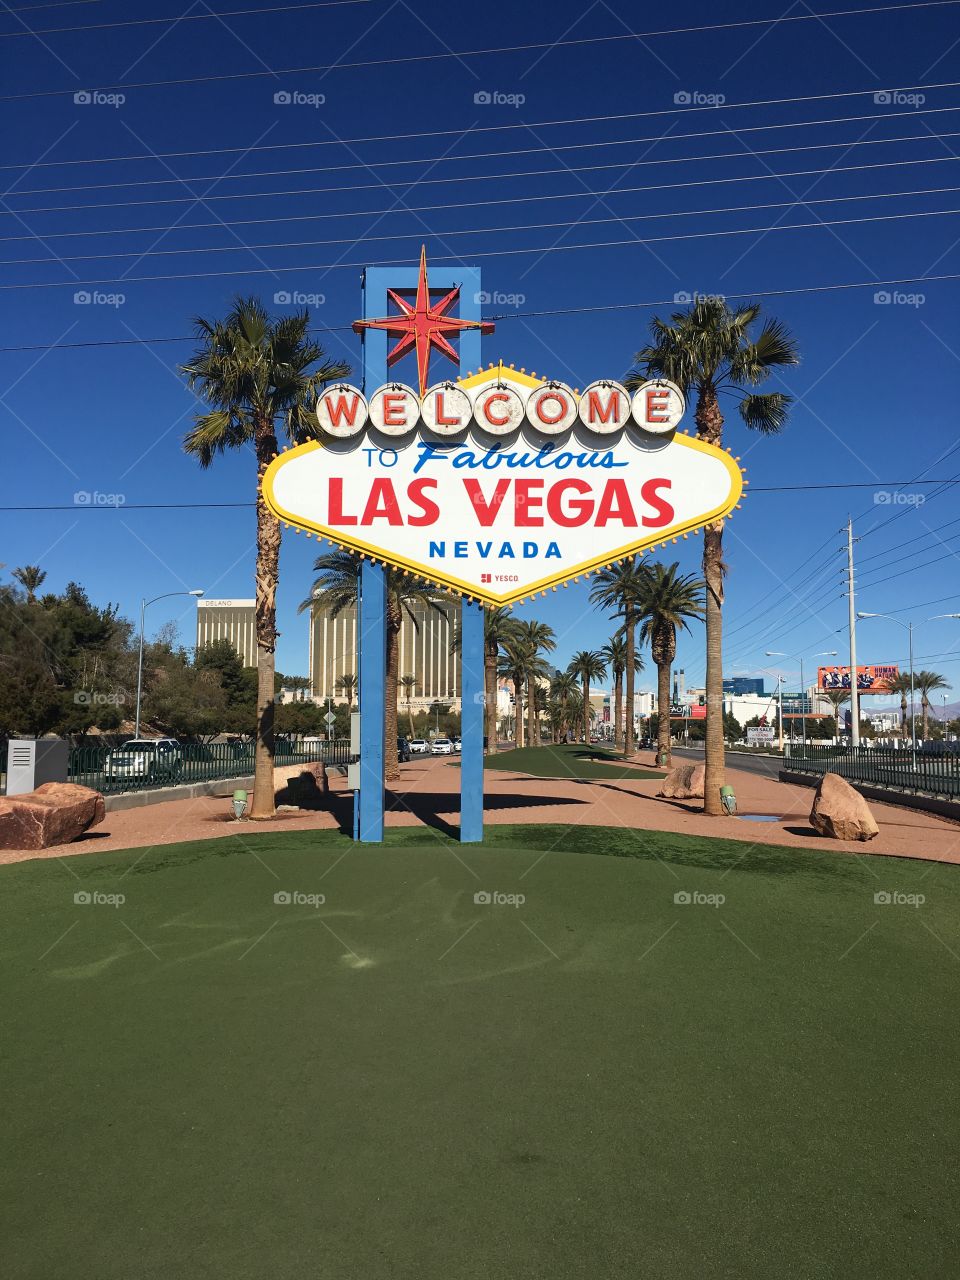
left=263, top=365, right=744, bottom=606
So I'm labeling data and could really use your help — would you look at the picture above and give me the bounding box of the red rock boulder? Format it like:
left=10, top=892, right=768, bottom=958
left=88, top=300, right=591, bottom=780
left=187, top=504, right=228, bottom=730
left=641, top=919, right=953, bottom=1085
left=657, top=762, right=705, bottom=800
left=0, top=782, right=105, bottom=850
left=810, top=772, right=879, bottom=841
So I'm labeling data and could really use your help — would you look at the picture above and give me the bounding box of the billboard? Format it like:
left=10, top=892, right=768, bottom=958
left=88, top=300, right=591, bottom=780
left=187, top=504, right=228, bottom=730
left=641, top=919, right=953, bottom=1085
left=817, top=664, right=899, bottom=693
left=264, top=367, right=743, bottom=607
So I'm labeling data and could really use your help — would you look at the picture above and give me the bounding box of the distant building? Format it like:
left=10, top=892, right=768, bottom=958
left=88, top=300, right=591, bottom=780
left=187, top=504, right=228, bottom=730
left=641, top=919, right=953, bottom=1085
left=309, top=596, right=461, bottom=707
left=723, top=677, right=765, bottom=696
left=196, top=598, right=256, bottom=668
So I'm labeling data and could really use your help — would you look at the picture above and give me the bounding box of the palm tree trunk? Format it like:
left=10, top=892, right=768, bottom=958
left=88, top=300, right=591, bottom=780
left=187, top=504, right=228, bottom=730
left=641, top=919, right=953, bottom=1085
left=527, top=678, right=536, bottom=748
left=385, top=598, right=401, bottom=781
left=406, top=696, right=415, bottom=739
left=513, top=674, right=524, bottom=748
left=582, top=679, right=590, bottom=744
left=656, top=659, right=672, bottom=768
left=624, top=609, right=636, bottom=757
left=901, top=692, right=907, bottom=737
left=484, top=633, right=497, bottom=754
left=251, top=421, right=280, bottom=819
left=922, top=696, right=929, bottom=740
left=696, top=387, right=727, bottom=816
left=613, top=673, right=623, bottom=749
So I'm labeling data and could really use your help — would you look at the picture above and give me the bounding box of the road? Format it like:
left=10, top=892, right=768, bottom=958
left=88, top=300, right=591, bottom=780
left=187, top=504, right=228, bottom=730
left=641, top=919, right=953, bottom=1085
left=671, top=745, right=785, bottom=780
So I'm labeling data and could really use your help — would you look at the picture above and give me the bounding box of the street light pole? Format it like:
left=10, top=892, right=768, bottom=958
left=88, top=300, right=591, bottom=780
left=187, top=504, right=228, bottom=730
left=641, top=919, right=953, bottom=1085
left=765, top=649, right=837, bottom=756
left=134, top=589, right=204, bottom=737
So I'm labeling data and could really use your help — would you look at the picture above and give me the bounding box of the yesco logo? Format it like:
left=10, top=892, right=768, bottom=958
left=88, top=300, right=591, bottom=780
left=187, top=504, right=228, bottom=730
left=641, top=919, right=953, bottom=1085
left=262, top=367, right=743, bottom=605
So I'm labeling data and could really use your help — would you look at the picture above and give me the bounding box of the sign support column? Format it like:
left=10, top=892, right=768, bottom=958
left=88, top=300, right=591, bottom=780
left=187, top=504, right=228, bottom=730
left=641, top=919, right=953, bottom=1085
left=358, top=558, right=386, bottom=842
left=460, top=599, right=485, bottom=843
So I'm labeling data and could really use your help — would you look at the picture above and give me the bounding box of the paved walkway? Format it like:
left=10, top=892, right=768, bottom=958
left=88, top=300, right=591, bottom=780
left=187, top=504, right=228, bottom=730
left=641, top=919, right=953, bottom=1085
left=4, top=753, right=959, bottom=867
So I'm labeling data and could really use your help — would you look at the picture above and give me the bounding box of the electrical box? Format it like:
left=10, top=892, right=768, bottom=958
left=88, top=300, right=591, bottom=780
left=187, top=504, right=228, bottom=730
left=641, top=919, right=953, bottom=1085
left=347, top=762, right=361, bottom=791
left=5, top=738, right=69, bottom=796
left=350, top=712, right=361, bottom=757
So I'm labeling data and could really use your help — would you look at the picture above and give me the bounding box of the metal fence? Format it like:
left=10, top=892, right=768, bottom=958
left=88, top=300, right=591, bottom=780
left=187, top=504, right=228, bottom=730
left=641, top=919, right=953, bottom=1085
left=65, top=739, right=352, bottom=796
left=784, top=743, right=960, bottom=799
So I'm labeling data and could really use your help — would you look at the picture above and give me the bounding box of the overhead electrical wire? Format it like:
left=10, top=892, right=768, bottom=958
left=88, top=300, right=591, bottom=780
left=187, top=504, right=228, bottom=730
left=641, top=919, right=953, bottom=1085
left=2, top=5, right=959, bottom=101
left=0, top=0, right=371, bottom=39
left=5, top=205, right=960, bottom=291
left=6, top=100, right=960, bottom=174
left=3, top=271, right=960, bottom=353
left=8, top=150, right=959, bottom=221
left=6, top=183, right=959, bottom=267
left=9, top=124, right=960, bottom=202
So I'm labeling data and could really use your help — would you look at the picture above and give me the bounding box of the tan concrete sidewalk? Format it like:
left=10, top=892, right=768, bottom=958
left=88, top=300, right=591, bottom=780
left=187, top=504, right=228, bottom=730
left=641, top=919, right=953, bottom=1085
left=4, top=752, right=959, bottom=868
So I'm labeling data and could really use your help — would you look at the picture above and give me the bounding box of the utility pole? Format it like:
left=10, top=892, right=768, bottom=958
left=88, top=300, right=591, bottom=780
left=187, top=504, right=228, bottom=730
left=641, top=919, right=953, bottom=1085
left=846, top=518, right=860, bottom=749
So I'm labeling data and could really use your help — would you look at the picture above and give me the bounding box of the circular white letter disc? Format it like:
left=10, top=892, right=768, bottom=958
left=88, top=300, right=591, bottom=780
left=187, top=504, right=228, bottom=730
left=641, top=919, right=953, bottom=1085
left=421, top=382, right=472, bottom=435
left=473, top=385, right=526, bottom=436
left=577, top=380, right=631, bottom=434
left=368, top=383, right=420, bottom=437
left=316, top=383, right=368, bottom=438
left=527, top=380, right=578, bottom=435
left=631, top=379, right=686, bottom=435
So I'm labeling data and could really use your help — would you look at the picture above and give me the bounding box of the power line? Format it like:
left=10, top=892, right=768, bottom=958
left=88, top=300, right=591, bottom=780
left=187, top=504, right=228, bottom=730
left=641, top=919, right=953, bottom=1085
left=2, top=4, right=958, bottom=101
left=0, top=0, right=370, bottom=39
left=3, top=270, right=960, bottom=353
left=9, top=150, right=959, bottom=219
left=6, top=205, right=960, bottom=291
left=12, top=120, right=960, bottom=199
left=6, top=100, right=959, bottom=174
left=7, top=183, right=959, bottom=267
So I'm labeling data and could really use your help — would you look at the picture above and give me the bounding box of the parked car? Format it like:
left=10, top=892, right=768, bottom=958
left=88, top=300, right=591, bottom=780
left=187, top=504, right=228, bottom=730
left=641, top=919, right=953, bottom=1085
left=408, top=739, right=429, bottom=755
left=452, top=738, right=462, bottom=752
left=431, top=738, right=455, bottom=755
left=397, top=736, right=412, bottom=763
left=105, top=738, right=182, bottom=784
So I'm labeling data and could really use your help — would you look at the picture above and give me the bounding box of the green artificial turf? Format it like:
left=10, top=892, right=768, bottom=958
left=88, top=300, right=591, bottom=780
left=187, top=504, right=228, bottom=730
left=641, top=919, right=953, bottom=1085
left=486, top=741, right=662, bottom=780
left=3, top=825, right=960, bottom=1278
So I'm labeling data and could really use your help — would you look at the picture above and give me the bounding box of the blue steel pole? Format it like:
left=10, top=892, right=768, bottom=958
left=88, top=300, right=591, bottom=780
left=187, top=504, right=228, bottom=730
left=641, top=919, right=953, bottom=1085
left=358, top=558, right=387, bottom=841
left=460, top=599, right=485, bottom=843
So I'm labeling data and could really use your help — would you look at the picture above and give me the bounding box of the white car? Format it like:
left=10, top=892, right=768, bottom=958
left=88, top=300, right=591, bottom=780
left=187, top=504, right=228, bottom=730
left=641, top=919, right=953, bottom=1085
left=105, top=737, right=182, bottom=784
left=431, top=738, right=455, bottom=755
left=408, top=739, right=430, bottom=755
left=452, top=738, right=462, bottom=752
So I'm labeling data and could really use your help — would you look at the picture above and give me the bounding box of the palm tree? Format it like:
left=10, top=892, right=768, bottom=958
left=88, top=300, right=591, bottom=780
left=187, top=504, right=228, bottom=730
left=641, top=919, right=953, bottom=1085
left=498, top=629, right=543, bottom=749
left=600, top=633, right=645, bottom=750
left=591, top=557, right=647, bottom=756
left=636, top=562, right=705, bottom=769
left=630, top=299, right=799, bottom=812
left=567, top=650, right=607, bottom=744
left=514, top=619, right=555, bottom=747
left=823, top=689, right=849, bottom=741
left=13, top=565, right=46, bottom=602
left=550, top=670, right=580, bottom=742
left=481, top=607, right=517, bottom=753
left=914, top=671, right=950, bottom=740
left=300, top=551, right=444, bottom=780
left=882, top=673, right=913, bottom=738
left=182, top=296, right=347, bottom=817
left=335, top=672, right=358, bottom=711
left=399, top=673, right=417, bottom=737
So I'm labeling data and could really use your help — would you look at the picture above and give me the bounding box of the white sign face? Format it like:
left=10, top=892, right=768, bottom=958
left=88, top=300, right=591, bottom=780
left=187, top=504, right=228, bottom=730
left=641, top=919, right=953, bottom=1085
left=265, top=367, right=742, bottom=605
left=746, top=726, right=776, bottom=745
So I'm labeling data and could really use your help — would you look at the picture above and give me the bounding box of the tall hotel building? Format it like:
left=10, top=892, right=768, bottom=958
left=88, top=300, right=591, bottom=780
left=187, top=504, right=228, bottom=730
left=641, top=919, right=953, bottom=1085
left=195, top=598, right=257, bottom=668
left=309, top=597, right=461, bottom=707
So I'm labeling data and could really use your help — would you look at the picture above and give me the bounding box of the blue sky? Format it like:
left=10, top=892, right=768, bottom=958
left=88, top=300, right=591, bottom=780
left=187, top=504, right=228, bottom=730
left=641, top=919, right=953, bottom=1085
left=2, top=0, right=960, bottom=704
